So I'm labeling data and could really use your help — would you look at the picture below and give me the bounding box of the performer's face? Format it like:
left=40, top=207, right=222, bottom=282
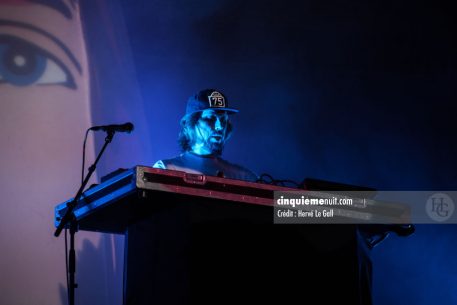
left=190, top=109, right=229, bottom=156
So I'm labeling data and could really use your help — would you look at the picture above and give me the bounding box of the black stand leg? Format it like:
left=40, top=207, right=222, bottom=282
left=68, top=220, right=78, bottom=305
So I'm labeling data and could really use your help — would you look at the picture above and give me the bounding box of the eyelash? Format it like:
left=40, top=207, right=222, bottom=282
left=0, top=34, right=76, bottom=89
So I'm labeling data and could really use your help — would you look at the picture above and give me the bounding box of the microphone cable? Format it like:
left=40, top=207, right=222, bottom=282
left=81, top=128, right=91, bottom=185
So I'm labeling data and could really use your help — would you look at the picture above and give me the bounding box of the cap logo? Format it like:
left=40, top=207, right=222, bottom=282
left=208, top=91, right=226, bottom=108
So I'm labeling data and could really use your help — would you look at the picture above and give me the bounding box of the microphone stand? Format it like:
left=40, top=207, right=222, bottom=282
left=54, top=130, right=116, bottom=305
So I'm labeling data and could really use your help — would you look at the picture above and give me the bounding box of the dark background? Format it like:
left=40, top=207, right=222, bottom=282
left=82, top=0, right=457, bottom=304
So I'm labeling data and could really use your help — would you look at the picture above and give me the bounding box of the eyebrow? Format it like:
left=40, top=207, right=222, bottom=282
left=0, top=19, right=82, bottom=74
left=27, top=0, right=73, bottom=19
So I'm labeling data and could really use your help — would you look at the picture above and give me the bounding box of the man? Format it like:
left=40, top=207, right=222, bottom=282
left=153, top=88, right=258, bottom=182
left=122, top=88, right=259, bottom=304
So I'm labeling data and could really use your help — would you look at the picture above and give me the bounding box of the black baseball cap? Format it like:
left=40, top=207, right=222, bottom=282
left=181, top=89, right=238, bottom=122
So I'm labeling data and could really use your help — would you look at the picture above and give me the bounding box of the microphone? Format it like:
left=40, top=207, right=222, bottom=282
left=90, top=122, right=134, bottom=133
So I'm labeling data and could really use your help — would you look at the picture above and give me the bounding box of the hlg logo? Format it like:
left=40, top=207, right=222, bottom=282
left=426, top=193, right=455, bottom=222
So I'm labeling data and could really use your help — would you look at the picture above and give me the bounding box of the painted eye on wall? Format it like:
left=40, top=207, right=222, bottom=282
left=0, top=35, right=76, bottom=89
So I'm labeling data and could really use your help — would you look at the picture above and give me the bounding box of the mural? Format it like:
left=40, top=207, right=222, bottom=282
left=0, top=1, right=117, bottom=304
